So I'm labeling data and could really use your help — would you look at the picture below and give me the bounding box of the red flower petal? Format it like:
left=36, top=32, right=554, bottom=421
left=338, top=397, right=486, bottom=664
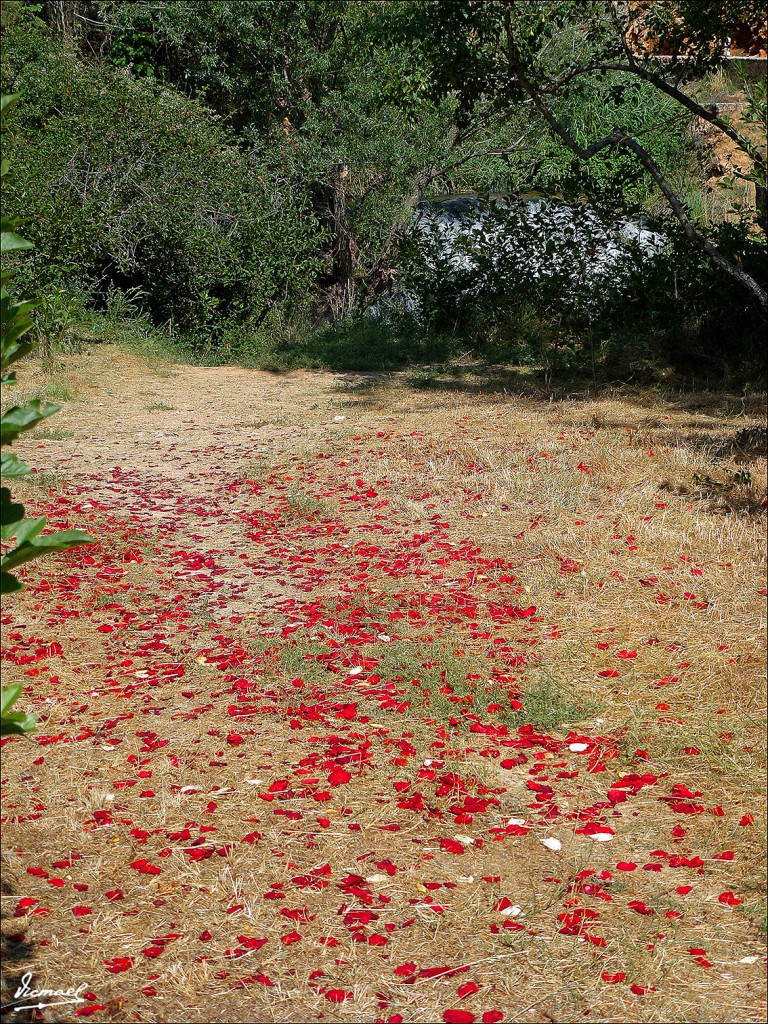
left=440, top=838, right=465, bottom=855
left=325, top=989, right=353, bottom=1002
left=129, top=858, right=161, bottom=875
left=457, top=981, right=480, bottom=998
left=104, top=957, right=133, bottom=974
left=627, top=900, right=654, bottom=915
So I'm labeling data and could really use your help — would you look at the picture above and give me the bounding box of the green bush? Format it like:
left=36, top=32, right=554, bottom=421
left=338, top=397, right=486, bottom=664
left=201, top=309, right=459, bottom=373
left=399, top=192, right=767, bottom=381
left=616, top=216, right=768, bottom=379
left=0, top=16, right=324, bottom=342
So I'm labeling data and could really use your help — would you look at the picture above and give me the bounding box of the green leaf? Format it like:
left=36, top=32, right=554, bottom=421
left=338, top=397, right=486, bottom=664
left=4, top=514, right=46, bottom=546
left=0, top=709, right=37, bottom=736
left=0, top=451, right=32, bottom=479
left=0, top=685, right=37, bottom=737
left=1, top=296, right=39, bottom=324
left=0, top=231, right=33, bottom=253
left=0, top=486, right=25, bottom=537
left=0, top=569, right=24, bottom=594
left=1, top=527, right=94, bottom=572
left=0, top=401, right=60, bottom=445
left=0, top=94, right=20, bottom=119
left=1, top=683, right=23, bottom=716
left=0, top=316, right=35, bottom=348
left=0, top=336, right=35, bottom=372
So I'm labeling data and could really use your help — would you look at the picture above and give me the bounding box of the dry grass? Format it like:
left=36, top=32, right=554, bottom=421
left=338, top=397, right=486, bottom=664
left=1, top=346, right=766, bottom=1023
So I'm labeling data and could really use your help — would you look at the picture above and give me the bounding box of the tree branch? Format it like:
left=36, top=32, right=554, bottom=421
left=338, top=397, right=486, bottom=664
left=348, top=133, right=529, bottom=215
left=541, top=60, right=764, bottom=168
left=618, top=134, right=767, bottom=311
left=502, top=13, right=767, bottom=314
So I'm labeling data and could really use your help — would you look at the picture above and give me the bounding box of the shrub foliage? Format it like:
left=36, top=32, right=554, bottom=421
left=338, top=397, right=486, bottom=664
left=1, top=91, right=92, bottom=737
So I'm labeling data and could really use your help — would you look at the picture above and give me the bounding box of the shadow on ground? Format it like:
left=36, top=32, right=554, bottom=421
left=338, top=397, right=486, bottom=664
left=1, top=873, right=38, bottom=1019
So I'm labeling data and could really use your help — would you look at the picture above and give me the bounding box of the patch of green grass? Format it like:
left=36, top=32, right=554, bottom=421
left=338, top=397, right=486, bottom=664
left=76, top=300, right=190, bottom=371
left=232, top=315, right=459, bottom=373
left=239, top=634, right=280, bottom=660
left=616, top=712, right=762, bottom=777
left=257, top=630, right=598, bottom=734
left=241, top=457, right=275, bottom=482
left=333, top=378, right=392, bottom=394
left=27, top=379, right=75, bottom=404
left=29, top=426, right=73, bottom=440
left=615, top=709, right=647, bottom=765
left=329, top=397, right=370, bottom=409
left=145, top=401, right=176, bottom=411
left=691, top=66, right=744, bottom=105
left=277, top=639, right=331, bottom=681
left=514, top=671, right=598, bottom=731
left=240, top=416, right=288, bottom=428
left=17, top=469, right=66, bottom=494
left=367, top=639, right=512, bottom=724
left=743, top=896, right=767, bottom=937
left=286, top=487, right=329, bottom=519
left=406, top=370, right=441, bottom=390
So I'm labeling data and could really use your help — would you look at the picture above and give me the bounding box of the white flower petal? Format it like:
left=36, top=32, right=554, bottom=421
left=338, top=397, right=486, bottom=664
left=501, top=905, right=524, bottom=917
left=540, top=837, right=562, bottom=852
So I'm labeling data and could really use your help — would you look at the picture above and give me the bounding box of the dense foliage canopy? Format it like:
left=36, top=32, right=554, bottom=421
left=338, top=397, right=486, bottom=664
left=1, top=0, right=765, bottom=376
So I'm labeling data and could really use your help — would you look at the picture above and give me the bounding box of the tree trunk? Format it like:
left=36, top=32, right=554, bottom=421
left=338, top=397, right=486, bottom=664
left=330, top=162, right=356, bottom=320
left=46, top=0, right=77, bottom=51
left=756, top=183, right=767, bottom=234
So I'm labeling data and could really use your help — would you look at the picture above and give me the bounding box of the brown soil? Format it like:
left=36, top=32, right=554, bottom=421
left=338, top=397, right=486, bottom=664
left=1, top=345, right=766, bottom=1024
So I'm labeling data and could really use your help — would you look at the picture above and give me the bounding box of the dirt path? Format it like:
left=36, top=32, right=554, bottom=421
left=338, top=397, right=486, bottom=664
left=1, top=346, right=766, bottom=1023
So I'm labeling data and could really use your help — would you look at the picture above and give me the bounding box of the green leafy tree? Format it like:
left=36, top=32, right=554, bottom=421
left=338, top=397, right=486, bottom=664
left=1, top=14, right=324, bottom=343
left=95, top=2, right=553, bottom=318
left=1, top=91, right=92, bottom=737
left=379, top=0, right=767, bottom=313
left=100, top=0, right=351, bottom=134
